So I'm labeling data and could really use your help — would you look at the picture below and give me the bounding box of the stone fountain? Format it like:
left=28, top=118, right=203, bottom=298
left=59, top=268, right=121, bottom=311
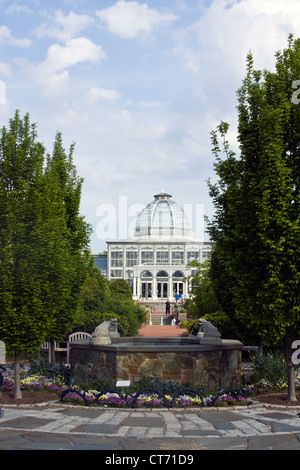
left=69, top=318, right=243, bottom=393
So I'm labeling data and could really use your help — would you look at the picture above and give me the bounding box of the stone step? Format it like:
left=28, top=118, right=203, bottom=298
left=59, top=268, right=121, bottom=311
left=137, top=325, right=187, bottom=337
left=150, top=314, right=173, bottom=325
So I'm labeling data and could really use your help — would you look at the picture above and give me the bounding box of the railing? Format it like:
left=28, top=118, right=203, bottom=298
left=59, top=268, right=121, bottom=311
left=59, top=384, right=245, bottom=409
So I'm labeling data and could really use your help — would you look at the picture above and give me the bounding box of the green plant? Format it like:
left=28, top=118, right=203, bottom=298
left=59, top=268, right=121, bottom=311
left=251, top=351, right=287, bottom=386
left=29, top=359, right=71, bottom=385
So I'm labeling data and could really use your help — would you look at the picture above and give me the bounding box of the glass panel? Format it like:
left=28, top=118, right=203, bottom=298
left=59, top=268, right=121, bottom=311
left=202, top=251, right=211, bottom=261
left=126, top=251, right=138, bottom=266
left=157, top=282, right=168, bottom=298
left=142, top=282, right=152, bottom=298
left=111, top=269, right=123, bottom=278
left=187, top=251, right=199, bottom=263
left=141, top=251, right=154, bottom=264
left=111, top=251, right=123, bottom=267
left=156, top=251, right=169, bottom=264
left=172, top=252, right=184, bottom=265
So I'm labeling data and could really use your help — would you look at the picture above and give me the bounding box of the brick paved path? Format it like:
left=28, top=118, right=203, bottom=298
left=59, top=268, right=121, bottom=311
left=138, top=311, right=187, bottom=337
left=137, top=325, right=187, bottom=337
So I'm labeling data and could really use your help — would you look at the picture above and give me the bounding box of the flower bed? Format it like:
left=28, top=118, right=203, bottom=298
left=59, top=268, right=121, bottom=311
left=1, top=365, right=300, bottom=408
left=59, top=388, right=248, bottom=408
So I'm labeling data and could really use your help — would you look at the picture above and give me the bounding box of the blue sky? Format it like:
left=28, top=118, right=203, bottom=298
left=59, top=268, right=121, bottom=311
left=1, top=0, right=300, bottom=252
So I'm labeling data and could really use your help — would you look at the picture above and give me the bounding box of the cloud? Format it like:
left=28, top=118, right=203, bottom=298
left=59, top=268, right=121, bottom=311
left=0, top=25, right=31, bottom=47
left=35, top=9, right=94, bottom=41
left=5, top=3, right=33, bottom=14
left=96, top=0, right=179, bottom=39
left=0, top=62, right=11, bottom=78
left=86, top=87, right=121, bottom=103
left=32, top=37, right=106, bottom=93
left=186, top=0, right=300, bottom=77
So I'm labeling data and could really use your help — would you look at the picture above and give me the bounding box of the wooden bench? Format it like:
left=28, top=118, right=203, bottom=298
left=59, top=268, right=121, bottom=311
left=242, top=346, right=259, bottom=352
left=40, top=332, right=91, bottom=363
left=40, top=341, right=68, bottom=362
left=67, top=332, right=92, bottom=363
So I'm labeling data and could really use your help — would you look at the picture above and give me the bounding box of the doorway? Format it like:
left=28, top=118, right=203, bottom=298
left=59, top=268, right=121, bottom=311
left=157, top=282, right=168, bottom=299
left=142, top=282, right=152, bottom=299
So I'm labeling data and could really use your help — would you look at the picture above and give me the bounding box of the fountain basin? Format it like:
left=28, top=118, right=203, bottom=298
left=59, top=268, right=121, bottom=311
left=69, top=337, right=243, bottom=392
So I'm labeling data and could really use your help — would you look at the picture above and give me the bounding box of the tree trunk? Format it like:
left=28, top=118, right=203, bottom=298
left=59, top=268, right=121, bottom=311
left=285, top=330, right=297, bottom=402
left=50, top=340, right=56, bottom=364
left=14, top=352, right=22, bottom=400
left=287, top=361, right=297, bottom=401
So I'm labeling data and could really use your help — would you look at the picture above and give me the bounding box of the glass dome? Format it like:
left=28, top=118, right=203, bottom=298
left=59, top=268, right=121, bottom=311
left=134, top=191, right=191, bottom=237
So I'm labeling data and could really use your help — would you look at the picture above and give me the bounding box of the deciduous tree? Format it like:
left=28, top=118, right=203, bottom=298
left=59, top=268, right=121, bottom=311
left=0, top=111, right=91, bottom=397
left=208, top=36, right=300, bottom=400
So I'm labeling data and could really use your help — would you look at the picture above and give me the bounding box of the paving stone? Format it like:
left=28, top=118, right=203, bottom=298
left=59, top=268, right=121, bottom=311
left=72, top=423, right=119, bottom=434
left=257, top=412, right=298, bottom=420
left=122, top=416, right=163, bottom=427
left=213, top=421, right=236, bottom=431
left=182, top=429, right=220, bottom=437
left=0, top=434, right=30, bottom=450
left=191, top=436, right=248, bottom=450
left=248, top=433, right=300, bottom=450
left=2, top=403, right=300, bottom=450
left=271, top=422, right=300, bottom=434
left=200, top=411, right=243, bottom=423
left=0, top=416, right=52, bottom=429
left=56, top=408, right=106, bottom=419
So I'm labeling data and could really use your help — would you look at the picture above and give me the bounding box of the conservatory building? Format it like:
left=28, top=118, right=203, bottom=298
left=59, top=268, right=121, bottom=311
left=107, top=191, right=212, bottom=301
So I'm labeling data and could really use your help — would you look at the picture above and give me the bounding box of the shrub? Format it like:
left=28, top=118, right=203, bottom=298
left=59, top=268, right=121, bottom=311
left=28, top=359, right=71, bottom=385
left=251, top=351, right=287, bottom=386
left=74, top=311, right=130, bottom=336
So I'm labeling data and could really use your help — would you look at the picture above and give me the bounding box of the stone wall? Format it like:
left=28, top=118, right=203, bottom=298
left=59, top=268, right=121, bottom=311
left=70, top=339, right=243, bottom=392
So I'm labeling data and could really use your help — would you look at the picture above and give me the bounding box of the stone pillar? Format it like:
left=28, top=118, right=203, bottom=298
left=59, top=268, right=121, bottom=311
left=168, top=274, right=173, bottom=300
left=152, top=277, right=157, bottom=300
left=137, top=276, right=141, bottom=298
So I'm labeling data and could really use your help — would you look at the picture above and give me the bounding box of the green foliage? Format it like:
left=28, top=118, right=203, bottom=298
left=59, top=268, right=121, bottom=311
left=74, top=311, right=130, bottom=336
left=184, top=258, right=260, bottom=344
left=109, top=279, right=133, bottom=299
left=185, top=260, right=221, bottom=318
left=104, top=296, right=146, bottom=336
left=0, top=111, right=91, bottom=360
left=28, top=359, right=71, bottom=385
left=131, top=377, right=181, bottom=394
left=208, top=37, right=300, bottom=345
left=44, top=132, right=92, bottom=342
left=250, top=352, right=288, bottom=386
left=182, top=312, right=260, bottom=345
left=75, top=266, right=146, bottom=337
left=207, top=36, right=300, bottom=399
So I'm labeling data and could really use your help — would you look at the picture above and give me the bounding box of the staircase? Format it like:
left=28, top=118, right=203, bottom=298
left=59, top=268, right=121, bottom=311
left=150, top=311, right=173, bottom=325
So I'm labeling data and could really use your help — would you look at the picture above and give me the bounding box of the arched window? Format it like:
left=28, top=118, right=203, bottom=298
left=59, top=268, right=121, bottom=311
left=173, top=270, right=184, bottom=278
left=156, top=270, right=168, bottom=278
left=140, top=270, right=153, bottom=280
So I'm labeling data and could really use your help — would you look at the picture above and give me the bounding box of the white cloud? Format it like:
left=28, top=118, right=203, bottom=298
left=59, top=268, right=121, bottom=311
left=96, top=0, right=179, bottom=39
left=32, top=37, right=106, bottom=93
left=5, top=3, right=33, bottom=14
left=0, top=25, right=31, bottom=47
left=110, top=108, right=166, bottom=140
left=44, top=37, right=104, bottom=71
left=35, top=10, right=94, bottom=41
left=0, top=62, right=11, bottom=78
left=187, top=0, right=300, bottom=77
left=87, top=87, right=121, bottom=103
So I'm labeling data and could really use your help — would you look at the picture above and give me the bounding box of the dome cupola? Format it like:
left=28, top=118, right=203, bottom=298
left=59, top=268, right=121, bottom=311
left=134, top=190, right=190, bottom=238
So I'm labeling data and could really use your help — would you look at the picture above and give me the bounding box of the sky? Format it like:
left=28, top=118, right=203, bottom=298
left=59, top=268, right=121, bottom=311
left=1, top=0, right=300, bottom=253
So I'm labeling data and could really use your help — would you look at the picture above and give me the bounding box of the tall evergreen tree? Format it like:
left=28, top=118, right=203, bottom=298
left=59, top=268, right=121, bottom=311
left=44, top=132, right=92, bottom=361
left=208, top=36, right=300, bottom=400
left=0, top=111, right=91, bottom=397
